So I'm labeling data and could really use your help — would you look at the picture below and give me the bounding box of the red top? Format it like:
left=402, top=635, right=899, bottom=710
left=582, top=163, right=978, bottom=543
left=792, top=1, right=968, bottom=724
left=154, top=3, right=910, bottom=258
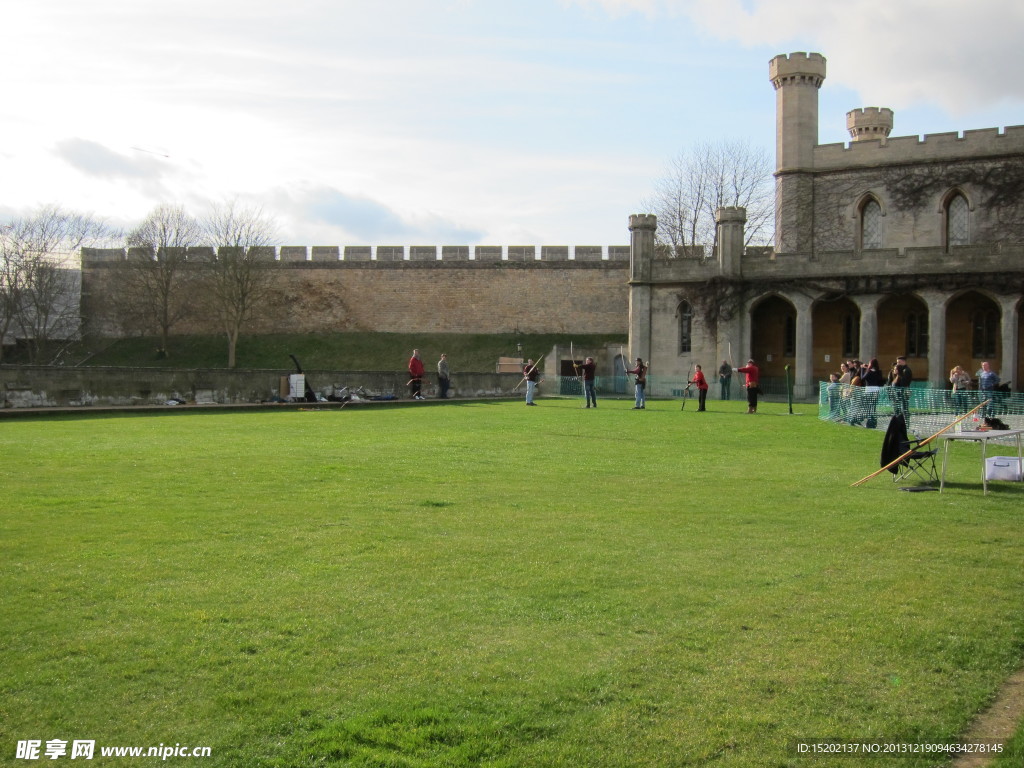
left=735, top=364, right=759, bottom=386
left=690, top=370, right=708, bottom=390
left=408, top=356, right=425, bottom=378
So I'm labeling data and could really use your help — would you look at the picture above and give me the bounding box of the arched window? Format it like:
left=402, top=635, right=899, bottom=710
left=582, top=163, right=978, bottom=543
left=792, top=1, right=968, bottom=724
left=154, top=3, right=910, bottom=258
left=678, top=301, right=693, bottom=354
left=843, top=314, right=859, bottom=358
left=972, top=310, right=998, bottom=358
left=946, top=193, right=969, bottom=248
left=906, top=312, right=928, bottom=358
left=860, top=198, right=883, bottom=249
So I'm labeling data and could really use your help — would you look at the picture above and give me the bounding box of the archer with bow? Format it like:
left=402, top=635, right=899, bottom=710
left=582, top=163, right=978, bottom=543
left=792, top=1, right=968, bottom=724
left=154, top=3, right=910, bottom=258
left=625, top=356, right=648, bottom=410
left=521, top=358, right=542, bottom=406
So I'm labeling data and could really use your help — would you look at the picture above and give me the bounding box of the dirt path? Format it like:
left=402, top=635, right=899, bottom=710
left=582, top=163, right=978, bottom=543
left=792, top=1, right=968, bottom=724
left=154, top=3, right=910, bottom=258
left=951, top=667, right=1024, bottom=767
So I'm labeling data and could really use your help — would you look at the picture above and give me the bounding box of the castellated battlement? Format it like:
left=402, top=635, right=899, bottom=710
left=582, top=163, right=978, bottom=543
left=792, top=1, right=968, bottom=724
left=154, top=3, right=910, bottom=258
left=814, top=123, right=1024, bottom=169
left=629, top=214, right=657, bottom=231
left=81, top=244, right=631, bottom=337
left=846, top=107, right=894, bottom=141
left=638, top=241, right=1024, bottom=284
left=768, top=51, right=826, bottom=89
left=82, top=244, right=630, bottom=265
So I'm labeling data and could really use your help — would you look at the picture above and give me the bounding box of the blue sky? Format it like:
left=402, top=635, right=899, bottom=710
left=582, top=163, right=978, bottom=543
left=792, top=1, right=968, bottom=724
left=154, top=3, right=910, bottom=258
left=4, top=0, right=1023, bottom=246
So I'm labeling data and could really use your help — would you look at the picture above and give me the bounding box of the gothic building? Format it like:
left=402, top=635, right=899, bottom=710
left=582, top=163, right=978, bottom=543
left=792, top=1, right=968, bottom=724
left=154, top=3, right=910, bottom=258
left=627, top=52, right=1024, bottom=399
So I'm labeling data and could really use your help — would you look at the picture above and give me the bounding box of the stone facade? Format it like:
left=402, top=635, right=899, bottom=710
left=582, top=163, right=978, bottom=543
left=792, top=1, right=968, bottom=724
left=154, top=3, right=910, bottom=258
left=81, top=247, right=630, bottom=337
left=628, top=51, right=1024, bottom=398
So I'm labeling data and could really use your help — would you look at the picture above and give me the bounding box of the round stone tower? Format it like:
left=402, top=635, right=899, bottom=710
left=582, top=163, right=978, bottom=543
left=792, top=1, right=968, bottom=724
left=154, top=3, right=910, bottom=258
left=846, top=107, right=894, bottom=142
left=769, top=52, right=826, bottom=253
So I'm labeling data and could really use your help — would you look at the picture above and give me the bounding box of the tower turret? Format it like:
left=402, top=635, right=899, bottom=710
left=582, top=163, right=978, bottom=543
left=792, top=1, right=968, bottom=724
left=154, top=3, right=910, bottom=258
left=769, top=52, right=826, bottom=172
left=846, top=107, right=894, bottom=143
left=769, top=52, right=826, bottom=253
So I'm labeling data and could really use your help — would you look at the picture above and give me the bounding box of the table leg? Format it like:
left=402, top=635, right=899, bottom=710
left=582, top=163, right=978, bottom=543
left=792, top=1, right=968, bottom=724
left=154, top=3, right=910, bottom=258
left=982, top=440, right=989, bottom=495
left=940, top=439, right=951, bottom=492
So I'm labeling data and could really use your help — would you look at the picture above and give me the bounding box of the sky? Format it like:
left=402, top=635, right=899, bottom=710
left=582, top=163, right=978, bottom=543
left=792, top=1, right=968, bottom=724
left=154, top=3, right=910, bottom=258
left=3, top=0, right=1024, bottom=248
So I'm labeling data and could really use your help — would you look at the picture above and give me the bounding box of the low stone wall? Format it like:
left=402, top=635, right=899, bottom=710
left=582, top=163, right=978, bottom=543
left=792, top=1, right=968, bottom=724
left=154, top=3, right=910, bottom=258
left=0, top=365, right=520, bottom=409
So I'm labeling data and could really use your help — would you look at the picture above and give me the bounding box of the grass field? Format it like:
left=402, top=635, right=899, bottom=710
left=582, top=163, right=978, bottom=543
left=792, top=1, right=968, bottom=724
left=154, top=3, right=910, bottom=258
left=1, top=398, right=1022, bottom=767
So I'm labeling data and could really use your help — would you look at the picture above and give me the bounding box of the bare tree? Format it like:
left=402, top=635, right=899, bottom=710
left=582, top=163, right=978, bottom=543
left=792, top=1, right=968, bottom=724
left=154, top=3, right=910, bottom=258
left=643, top=139, right=774, bottom=257
left=0, top=205, right=117, bottom=363
left=114, top=204, right=203, bottom=358
left=199, top=201, right=278, bottom=368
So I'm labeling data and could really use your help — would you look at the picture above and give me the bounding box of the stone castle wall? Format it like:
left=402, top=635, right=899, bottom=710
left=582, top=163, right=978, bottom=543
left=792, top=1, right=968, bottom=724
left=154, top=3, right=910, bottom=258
left=814, top=124, right=1024, bottom=170
left=81, top=246, right=631, bottom=336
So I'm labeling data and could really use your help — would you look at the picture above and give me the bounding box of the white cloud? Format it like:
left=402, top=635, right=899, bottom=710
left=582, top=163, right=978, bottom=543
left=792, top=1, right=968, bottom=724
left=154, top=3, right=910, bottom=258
left=567, top=0, right=1024, bottom=116
left=3, top=0, right=1022, bottom=248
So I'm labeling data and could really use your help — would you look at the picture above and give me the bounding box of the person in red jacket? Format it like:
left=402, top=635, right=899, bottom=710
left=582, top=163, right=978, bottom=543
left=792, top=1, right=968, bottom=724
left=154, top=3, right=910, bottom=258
left=408, top=349, right=426, bottom=400
left=689, top=364, right=709, bottom=412
left=735, top=358, right=761, bottom=414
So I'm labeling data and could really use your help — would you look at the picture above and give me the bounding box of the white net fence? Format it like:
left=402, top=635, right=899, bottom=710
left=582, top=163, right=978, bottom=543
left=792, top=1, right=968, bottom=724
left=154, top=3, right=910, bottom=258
left=816, top=383, right=1024, bottom=442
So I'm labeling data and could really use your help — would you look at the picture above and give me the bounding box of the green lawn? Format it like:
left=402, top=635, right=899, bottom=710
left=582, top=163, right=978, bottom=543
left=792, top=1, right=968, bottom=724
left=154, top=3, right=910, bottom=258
left=1, top=399, right=1021, bottom=767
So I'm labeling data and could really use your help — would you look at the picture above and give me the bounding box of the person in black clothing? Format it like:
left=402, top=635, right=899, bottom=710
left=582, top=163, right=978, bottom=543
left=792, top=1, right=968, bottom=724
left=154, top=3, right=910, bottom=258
left=888, top=356, right=913, bottom=422
left=858, top=357, right=885, bottom=429
left=578, top=356, right=597, bottom=408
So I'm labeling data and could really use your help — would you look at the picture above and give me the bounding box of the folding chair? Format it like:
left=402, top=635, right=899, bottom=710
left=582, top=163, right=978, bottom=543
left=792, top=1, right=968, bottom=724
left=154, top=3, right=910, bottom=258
left=881, top=414, right=938, bottom=487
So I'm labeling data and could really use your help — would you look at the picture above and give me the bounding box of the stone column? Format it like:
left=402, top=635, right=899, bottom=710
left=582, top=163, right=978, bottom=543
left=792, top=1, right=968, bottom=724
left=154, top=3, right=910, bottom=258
left=851, top=294, right=881, bottom=363
left=997, top=295, right=1020, bottom=387
left=919, top=290, right=948, bottom=388
left=791, top=293, right=815, bottom=399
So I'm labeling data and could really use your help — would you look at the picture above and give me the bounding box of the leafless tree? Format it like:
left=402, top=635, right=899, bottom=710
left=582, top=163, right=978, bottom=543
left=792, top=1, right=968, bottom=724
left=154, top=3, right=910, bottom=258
left=643, top=139, right=775, bottom=257
left=199, top=201, right=278, bottom=368
left=0, top=205, right=117, bottom=363
left=114, top=204, right=203, bottom=358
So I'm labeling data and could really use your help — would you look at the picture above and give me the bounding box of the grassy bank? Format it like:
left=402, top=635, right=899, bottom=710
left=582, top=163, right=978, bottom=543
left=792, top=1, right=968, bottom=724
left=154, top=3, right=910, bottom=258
left=1, top=400, right=1022, bottom=766
left=65, top=333, right=626, bottom=372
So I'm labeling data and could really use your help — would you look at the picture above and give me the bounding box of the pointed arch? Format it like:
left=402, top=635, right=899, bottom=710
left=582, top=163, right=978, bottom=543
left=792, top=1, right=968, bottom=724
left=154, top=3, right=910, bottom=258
left=676, top=299, right=693, bottom=354
left=941, top=189, right=971, bottom=250
left=855, top=193, right=885, bottom=250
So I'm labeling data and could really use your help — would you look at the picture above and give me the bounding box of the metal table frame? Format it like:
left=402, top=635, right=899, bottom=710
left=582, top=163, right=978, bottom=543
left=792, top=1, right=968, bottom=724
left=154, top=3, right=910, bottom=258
left=938, top=429, right=1024, bottom=494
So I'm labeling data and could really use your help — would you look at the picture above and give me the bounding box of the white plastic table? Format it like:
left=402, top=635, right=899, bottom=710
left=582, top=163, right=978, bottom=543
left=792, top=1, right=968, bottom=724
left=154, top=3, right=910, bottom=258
left=938, top=429, right=1024, bottom=494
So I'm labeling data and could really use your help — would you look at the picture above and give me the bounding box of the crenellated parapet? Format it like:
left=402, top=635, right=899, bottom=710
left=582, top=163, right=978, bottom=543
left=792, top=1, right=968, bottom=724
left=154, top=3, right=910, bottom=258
left=768, top=52, right=826, bottom=90
left=82, top=244, right=630, bottom=266
left=815, top=124, right=1024, bottom=169
left=628, top=214, right=657, bottom=232
left=846, top=107, right=894, bottom=142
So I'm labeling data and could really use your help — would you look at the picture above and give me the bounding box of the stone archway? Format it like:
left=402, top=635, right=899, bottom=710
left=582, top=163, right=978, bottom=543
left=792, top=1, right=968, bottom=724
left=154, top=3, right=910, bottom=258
left=812, top=296, right=860, bottom=381
left=750, top=295, right=797, bottom=381
left=946, top=290, right=1001, bottom=382
left=878, top=293, right=929, bottom=382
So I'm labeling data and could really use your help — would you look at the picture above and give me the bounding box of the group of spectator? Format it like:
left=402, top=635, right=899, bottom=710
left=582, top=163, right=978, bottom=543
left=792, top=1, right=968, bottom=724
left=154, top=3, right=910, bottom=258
left=950, top=361, right=1002, bottom=415
left=827, top=355, right=1006, bottom=425
left=827, top=357, right=889, bottom=428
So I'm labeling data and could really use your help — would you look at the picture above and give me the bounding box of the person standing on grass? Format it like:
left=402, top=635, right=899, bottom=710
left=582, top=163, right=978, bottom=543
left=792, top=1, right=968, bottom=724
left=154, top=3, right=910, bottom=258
left=625, top=357, right=647, bottom=409
left=437, top=353, right=451, bottom=399
left=578, top=356, right=597, bottom=408
left=887, top=355, right=912, bottom=421
left=408, top=349, right=425, bottom=400
left=735, top=358, right=761, bottom=414
left=689, top=364, right=709, bottom=412
left=949, top=364, right=971, bottom=415
left=977, top=361, right=1000, bottom=416
left=718, top=360, right=732, bottom=401
left=859, top=357, right=885, bottom=429
left=523, top=358, right=540, bottom=406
